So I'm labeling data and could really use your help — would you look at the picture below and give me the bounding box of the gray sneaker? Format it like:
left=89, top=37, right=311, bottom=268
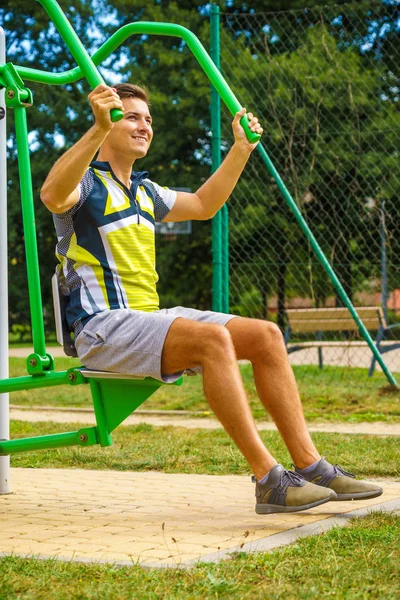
left=253, top=464, right=336, bottom=514
left=295, top=457, right=383, bottom=501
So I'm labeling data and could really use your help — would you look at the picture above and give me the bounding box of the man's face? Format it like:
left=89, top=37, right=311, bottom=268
left=108, top=97, right=153, bottom=159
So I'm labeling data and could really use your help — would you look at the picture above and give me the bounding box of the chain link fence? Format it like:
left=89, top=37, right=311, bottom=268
left=218, top=1, right=400, bottom=381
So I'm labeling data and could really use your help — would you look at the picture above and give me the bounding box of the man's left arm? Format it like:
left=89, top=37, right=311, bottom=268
left=164, top=108, right=263, bottom=222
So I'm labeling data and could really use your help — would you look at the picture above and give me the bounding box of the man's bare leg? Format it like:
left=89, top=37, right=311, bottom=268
left=161, top=318, right=277, bottom=479
left=226, top=318, right=320, bottom=469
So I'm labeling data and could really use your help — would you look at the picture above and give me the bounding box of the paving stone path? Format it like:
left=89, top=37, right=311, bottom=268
left=1, top=469, right=399, bottom=568
left=3, top=349, right=400, bottom=567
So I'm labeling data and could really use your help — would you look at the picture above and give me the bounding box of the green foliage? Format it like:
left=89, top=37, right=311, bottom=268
left=220, top=6, right=400, bottom=318
left=2, top=0, right=104, bottom=329
left=2, top=0, right=400, bottom=332
left=9, top=323, right=31, bottom=343
left=1, top=0, right=215, bottom=330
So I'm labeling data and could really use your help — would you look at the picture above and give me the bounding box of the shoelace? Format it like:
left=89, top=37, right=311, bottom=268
left=291, top=460, right=356, bottom=488
left=317, top=463, right=356, bottom=488
left=281, top=470, right=305, bottom=487
left=291, top=459, right=356, bottom=480
left=267, top=470, right=305, bottom=506
left=332, top=464, right=356, bottom=478
left=252, top=470, right=305, bottom=486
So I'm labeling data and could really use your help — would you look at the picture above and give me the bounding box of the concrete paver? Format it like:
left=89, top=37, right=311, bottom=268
left=1, top=468, right=399, bottom=568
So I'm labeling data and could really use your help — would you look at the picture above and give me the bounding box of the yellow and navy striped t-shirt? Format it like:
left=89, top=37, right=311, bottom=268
left=53, top=160, right=177, bottom=334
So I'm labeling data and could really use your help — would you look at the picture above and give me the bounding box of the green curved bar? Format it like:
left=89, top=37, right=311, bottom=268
left=35, top=0, right=123, bottom=122
left=15, top=16, right=260, bottom=143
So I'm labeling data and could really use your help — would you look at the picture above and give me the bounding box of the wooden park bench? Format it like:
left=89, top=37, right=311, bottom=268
left=284, top=306, right=400, bottom=376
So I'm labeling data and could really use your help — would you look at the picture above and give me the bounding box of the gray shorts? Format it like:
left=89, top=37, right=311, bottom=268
left=75, top=307, right=237, bottom=383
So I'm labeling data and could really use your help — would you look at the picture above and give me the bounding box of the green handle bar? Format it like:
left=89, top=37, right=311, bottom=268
left=27, top=2, right=261, bottom=143
left=35, top=0, right=123, bottom=122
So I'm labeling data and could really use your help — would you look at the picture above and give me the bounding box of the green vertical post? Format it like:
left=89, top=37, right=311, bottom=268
left=14, top=106, right=47, bottom=358
left=210, top=4, right=223, bottom=312
left=89, top=379, right=113, bottom=447
left=222, top=207, right=229, bottom=312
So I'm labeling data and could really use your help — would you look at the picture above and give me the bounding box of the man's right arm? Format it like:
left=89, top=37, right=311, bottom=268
left=40, top=85, right=123, bottom=214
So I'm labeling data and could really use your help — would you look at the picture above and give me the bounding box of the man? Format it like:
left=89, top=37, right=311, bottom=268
left=41, top=83, right=382, bottom=514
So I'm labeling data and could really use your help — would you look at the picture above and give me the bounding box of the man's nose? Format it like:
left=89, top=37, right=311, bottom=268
left=139, top=119, right=152, bottom=133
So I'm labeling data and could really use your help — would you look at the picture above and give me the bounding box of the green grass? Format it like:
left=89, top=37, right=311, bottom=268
left=9, top=420, right=400, bottom=478
left=8, top=357, right=92, bottom=408
left=0, top=512, right=399, bottom=599
left=8, top=358, right=400, bottom=422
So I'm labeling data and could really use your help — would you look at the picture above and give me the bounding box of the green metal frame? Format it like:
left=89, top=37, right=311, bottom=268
left=210, top=4, right=223, bottom=313
left=0, top=0, right=262, bottom=456
left=0, top=369, right=182, bottom=455
left=0, top=0, right=396, bottom=457
left=210, top=5, right=230, bottom=315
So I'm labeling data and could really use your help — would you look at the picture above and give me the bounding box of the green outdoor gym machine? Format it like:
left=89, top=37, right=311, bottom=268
left=0, top=0, right=396, bottom=495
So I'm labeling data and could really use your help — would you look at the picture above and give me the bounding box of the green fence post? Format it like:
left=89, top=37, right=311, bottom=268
left=210, top=4, right=223, bottom=312
left=222, top=203, right=229, bottom=312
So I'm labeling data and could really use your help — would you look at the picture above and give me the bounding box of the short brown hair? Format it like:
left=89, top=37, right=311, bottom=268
left=113, top=83, right=150, bottom=106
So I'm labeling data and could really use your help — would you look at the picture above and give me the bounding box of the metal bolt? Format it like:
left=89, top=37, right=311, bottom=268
left=0, top=107, right=5, bottom=120
left=29, top=358, right=37, bottom=367
left=79, top=434, right=88, bottom=443
left=68, top=372, right=77, bottom=382
left=7, top=90, right=15, bottom=99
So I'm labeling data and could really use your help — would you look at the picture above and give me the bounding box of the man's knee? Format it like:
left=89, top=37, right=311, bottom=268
left=263, top=320, right=284, bottom=343
left=204, top=323, right=235, bottom=358
left=255, top=320, right=286, bottom=359
left=187, top=322, right=237, bottom=366
left=235, top=319, right=285, bottom=362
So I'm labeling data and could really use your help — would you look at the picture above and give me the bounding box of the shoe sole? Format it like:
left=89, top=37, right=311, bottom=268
left=332, top=488, right=383, bottom=501
left=256, top=495, right=332, bottom=515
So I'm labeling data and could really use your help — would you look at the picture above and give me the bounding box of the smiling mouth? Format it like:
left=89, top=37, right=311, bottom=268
left=132, top=137, right=147, bottom=143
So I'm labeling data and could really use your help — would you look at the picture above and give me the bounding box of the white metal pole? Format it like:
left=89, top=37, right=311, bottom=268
left=0, top=26, right=11, bottom=494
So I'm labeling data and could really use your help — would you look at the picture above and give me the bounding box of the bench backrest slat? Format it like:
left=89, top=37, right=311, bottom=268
left=286, top=307, right=385, bottom=333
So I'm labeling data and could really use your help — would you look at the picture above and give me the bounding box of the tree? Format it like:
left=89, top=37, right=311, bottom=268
left=1, top=0, right=217, bottom=336
left=2, top=0, right=399, bottom=336
left=219, top=18, right=400, bottom=319
left=1, top=0, right=100, bottom=332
